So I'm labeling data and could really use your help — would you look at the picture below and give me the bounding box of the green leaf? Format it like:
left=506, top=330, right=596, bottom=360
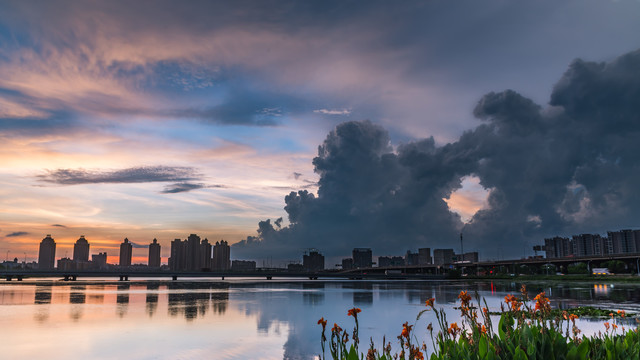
left=346, top=345, right=358, bottom=360
left=479, top=336, right=488, bottom=359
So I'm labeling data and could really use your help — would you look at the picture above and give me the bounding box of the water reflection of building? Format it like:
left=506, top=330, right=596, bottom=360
left=349, top=282, right=373, bottom=305
left=69, top=285, right=87, bottom=321
left=302, top=282, right=325, bottom=306
left=69, top=285, right=86, bottom=304
left=146, top=283, right=159, bottom=317
left=34, top=284, right=52, bottom=304
left=117, top=284, right=130, bottom=318
left=38, top=235, right=56, bottom=270
left=167, top=283, right=229, bottom=320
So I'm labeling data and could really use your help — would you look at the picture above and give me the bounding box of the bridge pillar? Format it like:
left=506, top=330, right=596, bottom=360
left=266, top=276, right=272, bottom=280
left=172, top=275, right=178, bottom=281
left=71, top=275, right=77, bottom=281
left=221, top=276, right=224, bottom=280
left=5, top=275, right=11, bottom=281
left=17, top=275, right=22, bottom=281
left=119, top=275, right=129, bottom=281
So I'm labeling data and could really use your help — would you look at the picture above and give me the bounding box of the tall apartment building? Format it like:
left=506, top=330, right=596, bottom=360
left=200, top=238, right=212, bottom=269
left=38, top=234, right=56, bottom=270
left=608, top=230, right=640, bottom=254
left=352, top=248, right=372, bottom=268
left=433, top=249, right=455, bottom=265
left=169, top=234, right=211, bottom=271
left=212, top=240, right=230, bottom=270
left=418, top=248, right=432, bottom=265
left=92, top=252, right=108, bottom=269
left=186, top=234, right=201, bottom=271
left=377, top=256, right=404, bottom=267
left=545, top=229, right=640, bottom=259
left=303, top=249, right=324, bottom=271
left=119, top=238, right=132, bottom=266
left=73, top=235, right=90, bottom=262
left=148, top=238, right=161, bottom=267
left=405, top=250, right=419, bottom=265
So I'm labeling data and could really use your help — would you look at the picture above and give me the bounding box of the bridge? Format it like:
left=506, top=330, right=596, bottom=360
left=0, top=269, right=445, bottom=282
left=339, top=253, right=640, bottom=276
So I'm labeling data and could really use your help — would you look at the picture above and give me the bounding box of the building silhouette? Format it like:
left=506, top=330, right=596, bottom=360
left=303, top=249, right=324, bottom=271
left=377, top=256, right=404, bottom=267
left=186, top=234, right=201, bottom=271
left=120, top=238, right=132, bottom=266
left=405, top=250, right=419, bottom=265
left=38, top=234, right=56, bottom=270
left=169, top=234, right=211, bottom=271
left=433, top=249, right=455, bottom=265
left=544, top=229, right=640, bottom=259
left=418, top=248, right=432, bottom=265
left=231, top=260, right=255, bottom=271
left=200, top=238, right=212, bottom=269
left=148, top=238, right=161, bottom=267
left=73, top=235, right=90, bottom=262
left=212, top=240, right=230, bottom=270
left=352, top=248, right=372, bottom=268
left=341, top=258, right=354, bottom=270
left=92, top=252, right=108, bottom=269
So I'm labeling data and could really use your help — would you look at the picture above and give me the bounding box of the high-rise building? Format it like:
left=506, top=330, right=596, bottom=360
left=213, top=240, right=230, bottom=270
left=609, top=230, right=637, bottom=254
left=231, top=260, right=256, bottom=271
left=200, top=238, right=212, bottom=269
left=148, top=238, right=161, bottom=267
left=92, top=252, right=108, bottom=269
left=418, top=248, right=432, bottom=265
left=73, top=235, right=90, bottom=262
left=341, top=258, right=354, bottom=270
left=544, top=236, right=571, bottom=258
left=169, top=238, right=186, bottom=271
left=119, top=238, right=132, bottom=266
left=352, top=248, right=372, bottom=268
left=186, top=234, right=201, bottom=270
left=377, top=256, right=404, bottom=267
left=405, top=250, right=419, bottom=265
left=303, top=249, right=324, bottom=271
left=433, top=249, right=455, bottom=265
left=38, top=234, right=56, bottom=270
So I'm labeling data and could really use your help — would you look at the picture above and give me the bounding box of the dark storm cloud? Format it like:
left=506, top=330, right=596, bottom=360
left=6, top=231, right=28, bottom=237
left=234, top=49, right=640, bottom=260
left=37, top=166, right=201, bottom=185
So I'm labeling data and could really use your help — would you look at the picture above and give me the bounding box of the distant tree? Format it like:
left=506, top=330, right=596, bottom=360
left=603, top=260, right=627, bottom=274
left=567, top=262, right=590, bottom=275
left=447, top=269, right=461, bottom=279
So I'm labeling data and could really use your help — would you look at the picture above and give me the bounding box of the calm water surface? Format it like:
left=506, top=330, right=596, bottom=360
left=1, top=278, right=639, bottom=359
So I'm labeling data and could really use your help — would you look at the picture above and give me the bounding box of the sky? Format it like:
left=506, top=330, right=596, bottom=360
left=1, top=0, right=639, bottom=265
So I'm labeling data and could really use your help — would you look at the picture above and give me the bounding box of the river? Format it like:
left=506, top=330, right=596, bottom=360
left=0, top=278, right=638, bottom=359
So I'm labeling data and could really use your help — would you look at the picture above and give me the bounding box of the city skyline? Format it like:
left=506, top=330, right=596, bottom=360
left=2, top=1, right=640, bottom=262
